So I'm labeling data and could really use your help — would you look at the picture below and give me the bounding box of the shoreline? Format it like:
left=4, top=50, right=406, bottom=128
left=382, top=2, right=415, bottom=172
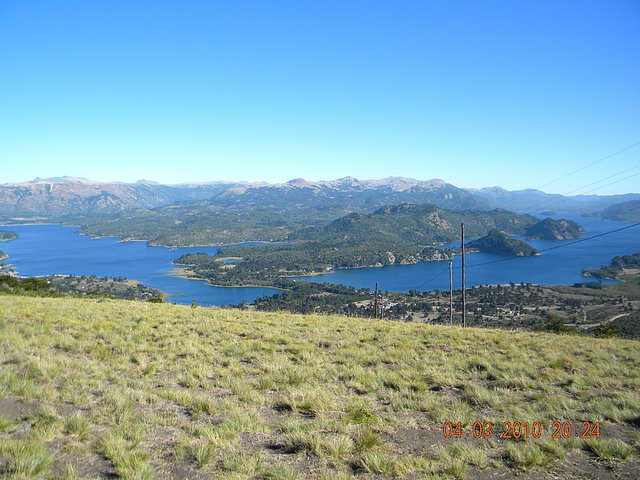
left=76, top=230, right=286, bottom=248
left=167, top=267, right=287, bottom=291
left=2, top=223, right=285, bottom=248
left=0, top=222, right=69, bottom=227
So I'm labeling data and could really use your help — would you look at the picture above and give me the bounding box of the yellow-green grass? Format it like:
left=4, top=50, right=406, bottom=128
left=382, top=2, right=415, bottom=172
left=0, top=296, right=639, bottom=479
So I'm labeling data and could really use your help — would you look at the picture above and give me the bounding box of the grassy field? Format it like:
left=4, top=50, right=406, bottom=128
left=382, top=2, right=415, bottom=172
left=0, top=296, right=639, bottom=479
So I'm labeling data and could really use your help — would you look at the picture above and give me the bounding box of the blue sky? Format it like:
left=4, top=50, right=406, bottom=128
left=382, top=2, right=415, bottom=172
left=1, top=1, right=639, bottom=194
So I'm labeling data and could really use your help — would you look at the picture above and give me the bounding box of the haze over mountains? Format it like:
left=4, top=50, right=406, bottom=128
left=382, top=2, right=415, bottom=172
left=2, top=176, right=639, bottom=220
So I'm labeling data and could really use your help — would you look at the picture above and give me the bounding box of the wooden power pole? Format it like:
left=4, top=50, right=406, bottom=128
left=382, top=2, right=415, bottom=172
left=449, top=261, right=453, bottom=325
left=374, top=281, right=379, bottom=319
left=461, top=223, right=466, bottom=328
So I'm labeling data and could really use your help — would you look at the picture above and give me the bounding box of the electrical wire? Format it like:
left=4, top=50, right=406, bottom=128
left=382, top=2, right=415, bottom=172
left=462, top=222, right=640, bottom=269
left=414, top=222, right=640, bottom=290
left=535, top=141, right=640, bottom=191
left=413, top=265, right=451, bottom=290
left=533, top=171, right=640, bottom=213
left=561, top=164, right=640, bottom=197
left=399, top=143, right=640, bottom=291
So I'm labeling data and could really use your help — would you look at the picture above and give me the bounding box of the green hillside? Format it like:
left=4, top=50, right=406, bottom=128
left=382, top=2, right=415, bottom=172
left=172, top=205, right=538, bottom=287
left=599, top=200, right=640, bottom=222
left=288, top=204, right=538, bottom=245
left=466, top=229, right=539, bottom=256
left=73, top=207, right=295, bottom=246
left=0, top=296, right=638, bottom=479
left=524, top=218, right=584, bottom=240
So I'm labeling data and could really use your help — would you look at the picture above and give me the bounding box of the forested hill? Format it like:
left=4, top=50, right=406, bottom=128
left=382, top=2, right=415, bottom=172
left=288, top=204, right=539, bottom=245
left=599, top=200, right=640, bottom=222
left=524, top=218, right=584, bottom=240
left=73, top=206, right=295, bottom=246
left=171, top=205, right=542, bottom=287
left=466, top=229, right=539, bottom=256
left=59, top=201, right=541, bottom=248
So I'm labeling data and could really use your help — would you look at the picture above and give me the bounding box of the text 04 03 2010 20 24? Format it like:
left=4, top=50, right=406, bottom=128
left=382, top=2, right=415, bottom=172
left=442, top=421, right=601, bottom=439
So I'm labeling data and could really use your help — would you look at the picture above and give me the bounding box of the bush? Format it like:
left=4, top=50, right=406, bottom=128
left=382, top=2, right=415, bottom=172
left=594, top=323, right=620, bottom=338
left=536, top=314, right=577, bottom=334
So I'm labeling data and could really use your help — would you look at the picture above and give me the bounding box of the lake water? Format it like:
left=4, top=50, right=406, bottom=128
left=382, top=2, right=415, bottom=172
left=0, top=225, right=279, bottom=306
left=1, top=213, right=638, bottom=305
left=289, top=213, right=639, bottom=292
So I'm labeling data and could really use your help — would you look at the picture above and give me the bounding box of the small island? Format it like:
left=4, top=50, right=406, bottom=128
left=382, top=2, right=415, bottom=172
left=0, top=230, right=18, bottom=242
left=466, top=229, right=539, bottom=256
left=524, top=218, right=584, bottom=240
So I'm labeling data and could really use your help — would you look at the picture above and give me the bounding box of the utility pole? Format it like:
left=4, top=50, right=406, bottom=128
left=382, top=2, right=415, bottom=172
left=449, top=261, right=453, bottom=325
left=374, top=281, right=379, bottom=319
left=461, top=223, right=466, bottom=328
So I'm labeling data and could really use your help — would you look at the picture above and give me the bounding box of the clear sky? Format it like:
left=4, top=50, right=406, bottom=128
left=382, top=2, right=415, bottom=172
left=1, top=1, right=639, bottom=194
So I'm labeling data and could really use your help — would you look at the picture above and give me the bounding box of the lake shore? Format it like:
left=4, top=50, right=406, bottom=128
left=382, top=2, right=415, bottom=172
left=75, top=230, right=287, bottom=248
left=167, top=267, right=288, bottom=291
left=3, top=216, right=636, bottom=305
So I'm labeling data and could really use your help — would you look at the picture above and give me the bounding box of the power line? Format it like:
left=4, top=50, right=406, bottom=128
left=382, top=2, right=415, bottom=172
left=564, top=171, right=640, bottom=197
left=535, top=141, right=640, bottom=191
left=412, top=141, right=640, bottom=292
left=561, top=164, right=640, bottom=197
left=414, top=222, right=640, bottom=290
left=533, top=171, right=640, bottom=213
left=495, top=141, right=640, bottom=212
left=462, top=222, right=640, bottom=270
left=414, top=265, right=450, bottom=290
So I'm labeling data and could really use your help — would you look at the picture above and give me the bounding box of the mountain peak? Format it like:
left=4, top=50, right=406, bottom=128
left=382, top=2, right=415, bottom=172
left=32, top=176, right=95, bottom=184
left=286, top=178, right=313, bottom=187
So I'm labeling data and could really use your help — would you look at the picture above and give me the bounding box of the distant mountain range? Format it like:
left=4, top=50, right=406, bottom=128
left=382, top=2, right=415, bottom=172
left=468, top=186, right=640, bottom=215
left=1, top=176, right=638, bottom=222
left=0, top=178, right=242, bottom=217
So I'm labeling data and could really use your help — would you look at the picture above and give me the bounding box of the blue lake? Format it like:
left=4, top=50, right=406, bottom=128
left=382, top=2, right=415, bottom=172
left=289, top=213, right=639, bottom=292
left=0, top=212, right=638, bottom=305
left=0, top=225, right=279, bottom=306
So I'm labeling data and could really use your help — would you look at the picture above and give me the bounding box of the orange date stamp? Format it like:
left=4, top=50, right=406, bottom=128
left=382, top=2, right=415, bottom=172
left=442, top=421, right=601, bottom=439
